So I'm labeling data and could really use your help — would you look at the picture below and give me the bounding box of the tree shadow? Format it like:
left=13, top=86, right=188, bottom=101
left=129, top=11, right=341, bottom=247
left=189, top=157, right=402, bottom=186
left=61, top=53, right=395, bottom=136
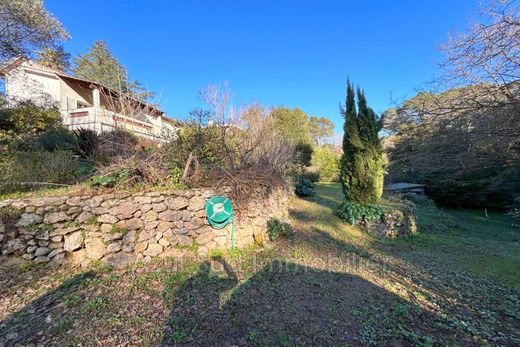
left=0, top=271, right=97, bottom=346
left=161, top=258, right=443, bottom=346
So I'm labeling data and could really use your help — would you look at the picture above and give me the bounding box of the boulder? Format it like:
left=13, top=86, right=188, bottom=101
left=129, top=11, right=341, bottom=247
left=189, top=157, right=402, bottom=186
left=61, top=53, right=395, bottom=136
left=158, top=210, right=182, bottom=222
left=85, top=238, right=106, bottom=260
left=15, top=213, right=43, bottom=227
left=188, top=196, right=205, bottom=211
left=34, top=247, right=50, bottom=256
left=143, top=243, right=163, bottom=257
left=152, top=203, right=167, bottom=213
left=64, top=231, right=84, bottom=252
left=165, top=197, right=189, bottom=210
left=43, top=212, right=68, bottom=224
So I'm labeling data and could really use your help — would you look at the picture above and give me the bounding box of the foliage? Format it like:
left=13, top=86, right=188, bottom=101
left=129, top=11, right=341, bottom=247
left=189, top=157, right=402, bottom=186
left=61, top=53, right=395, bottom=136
left=0, top=150, right=78, bottom=193
left=0, top=0, right=69, bottom=61
left=266, top=218, right=293, bottom=241
left=72, top=41, right=154, bottom=101
left=385, top=89, right=520, bottom=209
left=293, top=141, right=313, bottom=168
left=36, top=46, right=70, bottom=71
left=0, top=102, right=62, bottom=149
left=339, top=81, right=385, bottom=204
left=89, top=169, right=131, bottom=188
left=311, top=146, right=340, bottom=182
left=336, top=200, right=384, bottom=225
left=270, top=107, right=311, bottom=145
left=309, top=116, right=334, bottom=146
left=36, top=127, right=77, bottom=151
left=294, top=178, right=315, bottom=197
left=72, top=41, right=128, bottom=92
left=73, top=128, right=100, bottom=159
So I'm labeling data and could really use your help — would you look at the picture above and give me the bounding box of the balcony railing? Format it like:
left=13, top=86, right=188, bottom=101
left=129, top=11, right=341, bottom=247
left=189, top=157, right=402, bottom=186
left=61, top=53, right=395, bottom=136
left=63, top=107, right=168, bottom=141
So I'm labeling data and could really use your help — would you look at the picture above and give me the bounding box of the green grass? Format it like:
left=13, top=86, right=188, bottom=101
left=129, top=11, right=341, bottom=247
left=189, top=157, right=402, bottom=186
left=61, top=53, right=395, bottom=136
left=1, top=182, right=519, bottom=346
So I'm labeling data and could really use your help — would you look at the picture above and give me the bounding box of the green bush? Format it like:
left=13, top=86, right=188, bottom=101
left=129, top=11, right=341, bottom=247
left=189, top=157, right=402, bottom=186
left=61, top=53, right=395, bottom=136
left=89, top=169, right=132, bottom=188
left=294, top=178, right=315, bottom=197
left=402, top=193, right=435, bottom=208
left=0, top=151, right=79, bottom=193
left=267, top=218, right=293, bottom=241
left=311, top=147, right=340, bottom=182
left=36, top=127, right=77, bottom=151
left=336, top=200, right=384, bottom=225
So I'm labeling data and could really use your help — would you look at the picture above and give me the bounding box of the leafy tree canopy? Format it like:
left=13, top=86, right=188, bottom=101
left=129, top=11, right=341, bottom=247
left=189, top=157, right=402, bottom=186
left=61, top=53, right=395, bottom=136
left=0, top=0, right=69, bottom=61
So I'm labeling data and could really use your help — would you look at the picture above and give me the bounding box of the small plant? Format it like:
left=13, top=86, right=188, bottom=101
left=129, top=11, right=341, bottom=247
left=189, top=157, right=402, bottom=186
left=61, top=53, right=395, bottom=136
left=267, top=218, right=293, bottom=241
left=89, top=169, right=132, bottom=188
left=336, top=200, right=383, bottom=225
left=87, top=215, right=101, bottom=226
left=294, top=178, right=315, bottom=197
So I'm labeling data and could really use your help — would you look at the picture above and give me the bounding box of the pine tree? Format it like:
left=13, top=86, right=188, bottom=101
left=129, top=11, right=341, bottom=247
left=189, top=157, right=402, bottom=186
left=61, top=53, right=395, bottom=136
left=340, top=80, right=385, bottom=204
left=72, top=41, right=129, bottom=92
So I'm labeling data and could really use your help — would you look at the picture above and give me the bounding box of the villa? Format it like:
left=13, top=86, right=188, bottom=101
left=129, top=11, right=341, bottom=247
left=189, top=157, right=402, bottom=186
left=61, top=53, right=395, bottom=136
left=0, top=57, right=177, bottom=141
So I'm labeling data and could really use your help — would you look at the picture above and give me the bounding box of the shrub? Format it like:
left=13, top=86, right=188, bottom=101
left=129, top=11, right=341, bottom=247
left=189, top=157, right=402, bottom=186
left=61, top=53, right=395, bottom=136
left=267, top=218, right=293, bottom=241
left=402, top=193, right=435, bottom=208
left=36, top=127, right=77, bottom=151
left=74, top=128, right=100, bottom=159
left=89, top=169, right=132, bottom=188
left=311, top=146, right=340, bottom=182
left=336, top=201, right=384, bottom=225
left=294, top=178, right=315, bottom=197
left=0, top=151, right=79, bottom=193
left=294, top=141, right=313, bottom=168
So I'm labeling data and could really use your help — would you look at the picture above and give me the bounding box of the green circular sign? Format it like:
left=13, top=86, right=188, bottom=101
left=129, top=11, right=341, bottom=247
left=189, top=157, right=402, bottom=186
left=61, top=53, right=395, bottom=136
left=205, top=196, right=233, bottom=229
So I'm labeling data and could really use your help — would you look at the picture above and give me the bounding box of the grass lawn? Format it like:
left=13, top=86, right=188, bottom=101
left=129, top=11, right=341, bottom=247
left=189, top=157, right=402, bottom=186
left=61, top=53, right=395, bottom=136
left=0, top=183, right=519, bottom=346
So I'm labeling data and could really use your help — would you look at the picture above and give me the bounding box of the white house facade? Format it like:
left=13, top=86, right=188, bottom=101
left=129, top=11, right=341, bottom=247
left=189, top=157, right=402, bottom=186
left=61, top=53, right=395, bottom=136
left=0, top=58, right=177, bottom=142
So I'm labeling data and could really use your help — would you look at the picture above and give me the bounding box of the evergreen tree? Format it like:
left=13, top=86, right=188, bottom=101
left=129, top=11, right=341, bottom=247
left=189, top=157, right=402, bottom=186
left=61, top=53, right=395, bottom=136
left=72, top=41, right=128, bottom=92
left=37, top=46, right=70, bottom=72
left=339, top=80, right=385, bottom=203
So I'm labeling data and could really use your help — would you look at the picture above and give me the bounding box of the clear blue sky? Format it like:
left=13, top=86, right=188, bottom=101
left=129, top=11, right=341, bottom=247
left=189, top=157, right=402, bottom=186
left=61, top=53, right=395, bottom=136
left=47, top=0, right=479, bottom=133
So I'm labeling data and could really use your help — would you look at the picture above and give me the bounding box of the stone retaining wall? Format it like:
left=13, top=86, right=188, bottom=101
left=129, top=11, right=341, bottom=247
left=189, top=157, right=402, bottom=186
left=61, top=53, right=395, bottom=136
left=0, top=188, right=289, bottom=267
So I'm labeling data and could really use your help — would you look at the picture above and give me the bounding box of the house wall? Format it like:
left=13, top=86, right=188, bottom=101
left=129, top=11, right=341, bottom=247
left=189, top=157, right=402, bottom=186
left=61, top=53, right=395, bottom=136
left=4, top=61, right=61, bottom=107
left=59, top=78, right=93, bottom=111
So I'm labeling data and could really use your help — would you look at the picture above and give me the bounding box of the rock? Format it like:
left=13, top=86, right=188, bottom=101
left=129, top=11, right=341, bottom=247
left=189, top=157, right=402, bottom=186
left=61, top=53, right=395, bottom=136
left=43, top=212, right=68, bottom=224
left=38, top=240, right=50, bottom=247
left=15, top=213, right=43, bottom=227
left=104, top=253, right=134, bottom=269
left=98, top=214, right=118, bottom=224
left=176, top=228, right=189, bottom=235
left=51, top=235, right=63, bottom=242
left=140, top=204, right=153, bottom=213
left=100, top=223, right=113, bottom=234
left=49, top=252, right=66, bottom=266
left=158, top=210, right=182, bottom=222
left=145, top=221, right=160, bottom=231
left=64, top=231, right=84, bottom=252
left=67, top=206, right=82, bottom=214
left=112, top=202, right=139, bottom=219
left=188, top=196, right=205, bottom=211
left=85, top=238, right=106, bottom=260
left=22, top=253, right=35, bottom=260
left=134, top=196, right=152, bottom=204
left=196, top=231, right=216, bottom=245
left=159, top=248, right=187, bottom=258
left=76, top=212, right=93, bottom=224
left=49, top=241, right=64, bottom=249
left=34, top=247, right=50, bottom=256
left=174, top=235, right=193, bottom=246
left=135, top=241, right=148, bottom=253
left=144, top=210, right=158, bottom=221
left=48, top=248, right=64, bottom=258
left=159, top=238, right=170, bottom=247
left=87, top=196, right=104, bottom=208
left=197, top=246, right=209, bottom=257
left=152, top=203, right=167, bottom=213
left=66, top=249, right=87, bottom=266
left=143, top=243, right=163, bottom=257
left=181, top=210, right=191, bottom=222
left=106, top=242, right=122, bottom=253
left=157, top=221, right=173, bottom=232
left=2, top=239, right=25, bottom=255
left=26, top=245, right=38, bottom=253
left=35, top=229, right=50, bottom=240
left=165, top=197, right=189, bottom=210
left=66, top=196, right=83, bottom=206
left=116, top=218, right=143, bottom=230
left=34, top=255, right=50, bottom=263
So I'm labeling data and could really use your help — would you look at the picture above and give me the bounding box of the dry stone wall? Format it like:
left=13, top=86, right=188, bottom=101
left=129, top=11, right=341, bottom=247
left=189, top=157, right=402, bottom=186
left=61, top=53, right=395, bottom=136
left=0, top=188, right=289, bottom=267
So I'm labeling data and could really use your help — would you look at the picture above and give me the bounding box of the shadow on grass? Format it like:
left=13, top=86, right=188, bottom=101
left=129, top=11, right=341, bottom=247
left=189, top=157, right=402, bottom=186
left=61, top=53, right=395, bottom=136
left=161, top=258, right=441, bottom=346
left=0, top=271, right=97, bottom=346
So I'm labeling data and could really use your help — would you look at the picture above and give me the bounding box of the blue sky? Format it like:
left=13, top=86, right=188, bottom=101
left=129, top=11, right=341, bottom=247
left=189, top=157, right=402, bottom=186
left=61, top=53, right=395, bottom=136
left=47, top=0, right=479, bottom=133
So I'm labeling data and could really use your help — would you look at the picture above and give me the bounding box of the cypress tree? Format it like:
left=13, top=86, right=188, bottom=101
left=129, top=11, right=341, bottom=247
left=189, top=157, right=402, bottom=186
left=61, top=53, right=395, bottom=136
left=339, top=81, right=385, bottom=204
